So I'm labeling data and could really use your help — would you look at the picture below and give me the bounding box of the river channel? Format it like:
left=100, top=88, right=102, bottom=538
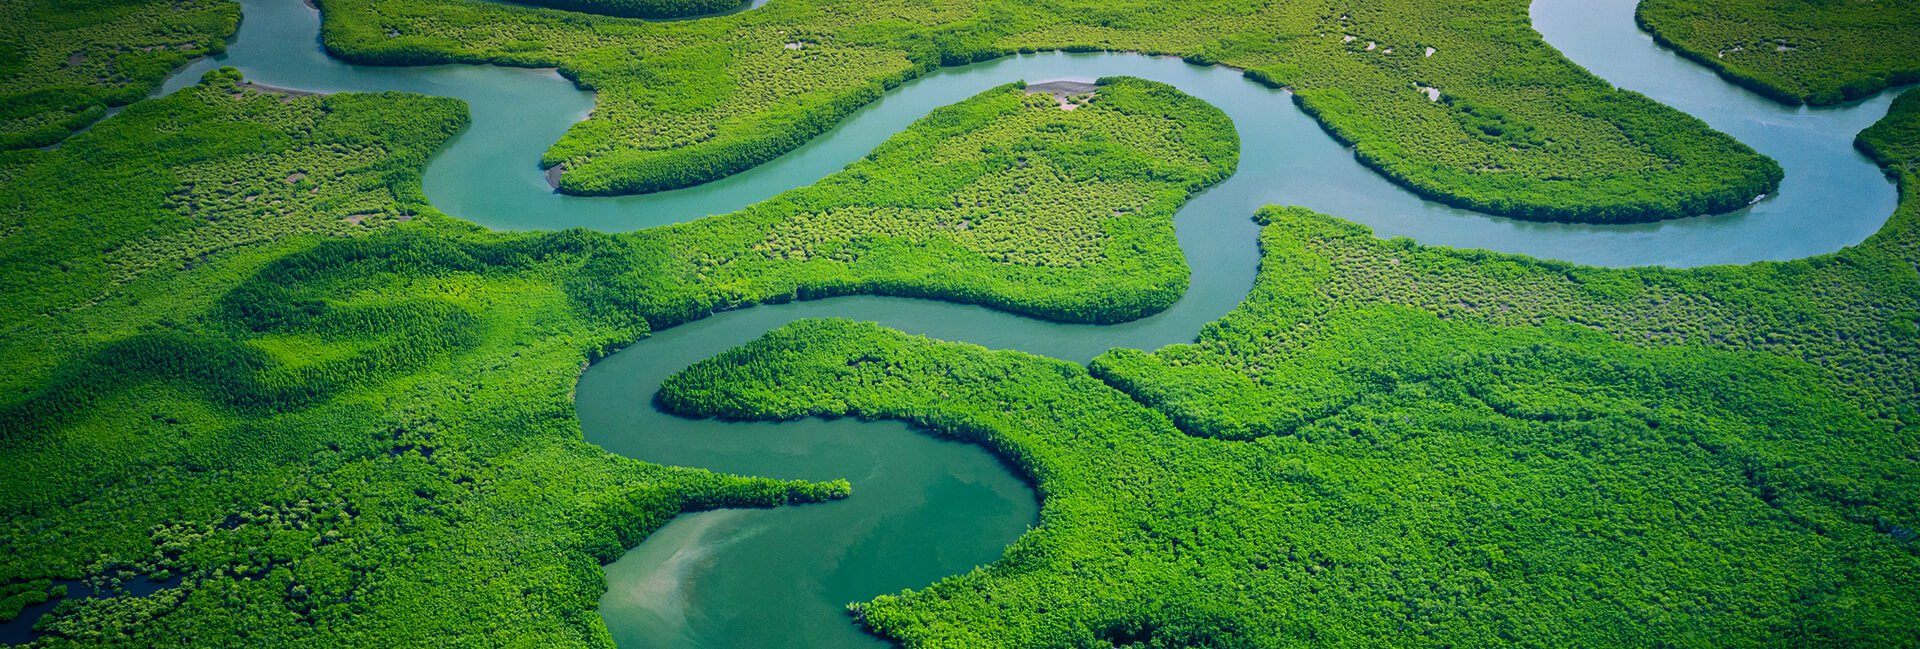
left=83, top=0, right=1916, bottom=645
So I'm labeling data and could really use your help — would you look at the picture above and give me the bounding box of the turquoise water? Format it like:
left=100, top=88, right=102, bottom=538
left=165, top=0, right=1898, bottom=266
left=104, top=0, right=1912, bottom=646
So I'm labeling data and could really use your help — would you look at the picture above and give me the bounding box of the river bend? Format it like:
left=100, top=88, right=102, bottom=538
left=118, top=0, right=1914, bottom=646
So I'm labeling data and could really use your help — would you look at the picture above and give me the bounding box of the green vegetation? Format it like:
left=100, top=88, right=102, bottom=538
left=1094, top=88, right=1920, bottom=438
left=6, top=0, right=1918, bottom=639
left=656, top=91, right=1920, bottom=644
left=595, top=77, right=1236, bottom=326
left=1095, top=202, right=1920, bottom=439
left=1637, top=0, right=1920, bottom=105
left=0, top=582, right=64, bottom=624
left=0, top=74, right=746, bottom=644
left=0, top=73, right=1230, bottom=645
left=0, top=68, right=463, bottom=329
left=666, top=314, right=1917, bottom=646
left=0, top=0, right=238, bottom=149
left=504, top=0, right=746, bottom=20
left=317, top=0, right=1781, bottom=223
left=0, top=69, right=843, bottom=645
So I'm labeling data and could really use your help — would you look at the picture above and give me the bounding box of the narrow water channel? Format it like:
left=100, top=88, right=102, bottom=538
left=17, top=0, right=1908, bottom=646
left=162, top=0, right=1900, bottom=266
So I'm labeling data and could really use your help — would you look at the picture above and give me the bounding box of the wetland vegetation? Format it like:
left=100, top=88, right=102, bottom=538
left=659, top=92, right=1920, bottom=646
left=0, top=0, right=1916, bottom=646
left=317, top=0, right=1782, bottom=223
left=0, top=0, right=238, bottom=149
left=0, top=71, right=1234, bottom=644
left=1637, top=0, right=1920, bottom=105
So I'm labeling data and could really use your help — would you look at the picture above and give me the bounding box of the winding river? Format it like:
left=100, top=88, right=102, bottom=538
left=97, top=0, right=1912, bottom=646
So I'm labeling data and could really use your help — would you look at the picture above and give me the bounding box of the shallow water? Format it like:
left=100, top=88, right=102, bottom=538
left=24, top=0, right=1909, bottom=646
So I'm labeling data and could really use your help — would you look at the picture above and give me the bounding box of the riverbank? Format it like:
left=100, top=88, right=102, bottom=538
left=0, top=0, right=1914, bottom=645
left=145, top=0, right=1900, bottom=266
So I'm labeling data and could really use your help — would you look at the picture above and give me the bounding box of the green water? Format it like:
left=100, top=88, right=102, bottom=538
left=114, top=0, right=1913, bottom=646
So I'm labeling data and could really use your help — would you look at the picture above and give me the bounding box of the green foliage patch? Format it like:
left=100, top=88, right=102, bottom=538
left=2, top=2, right=1917, bottom=639
left=0, top=0, right=238, bottom=149
left=0, top=582, right=63, bottom=624
left=0, top=68, right=463, bottom=332
left=651, top=86, right=1920, bottom=647
left=598, top=77, right=1236, bottom=326
left=0, top=74, right=1230, bottom=645
left=1096, top=87, right=1920, bottom=434
left=662, top=313, right=1918, bottom=646
left=1637, top=0, right=1920, bottom=105
left=317, top=0, right=1781, bottom=223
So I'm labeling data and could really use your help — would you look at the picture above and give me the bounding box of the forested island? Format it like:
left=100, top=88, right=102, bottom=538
left=0, top=0, right=1916, bottom=646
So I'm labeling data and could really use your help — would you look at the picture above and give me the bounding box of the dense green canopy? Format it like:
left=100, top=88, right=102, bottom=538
left=1638, top=0, right=1920, bottom=105
left=314, top=0, right=1781, bottom=223
left=0, top=0, right=1914, bottom=645
left=0, top=73, right=1233, bottom=645
left=655, top=94, right=1920, bottom=646
left=0, top=0, right=237, bottom=149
